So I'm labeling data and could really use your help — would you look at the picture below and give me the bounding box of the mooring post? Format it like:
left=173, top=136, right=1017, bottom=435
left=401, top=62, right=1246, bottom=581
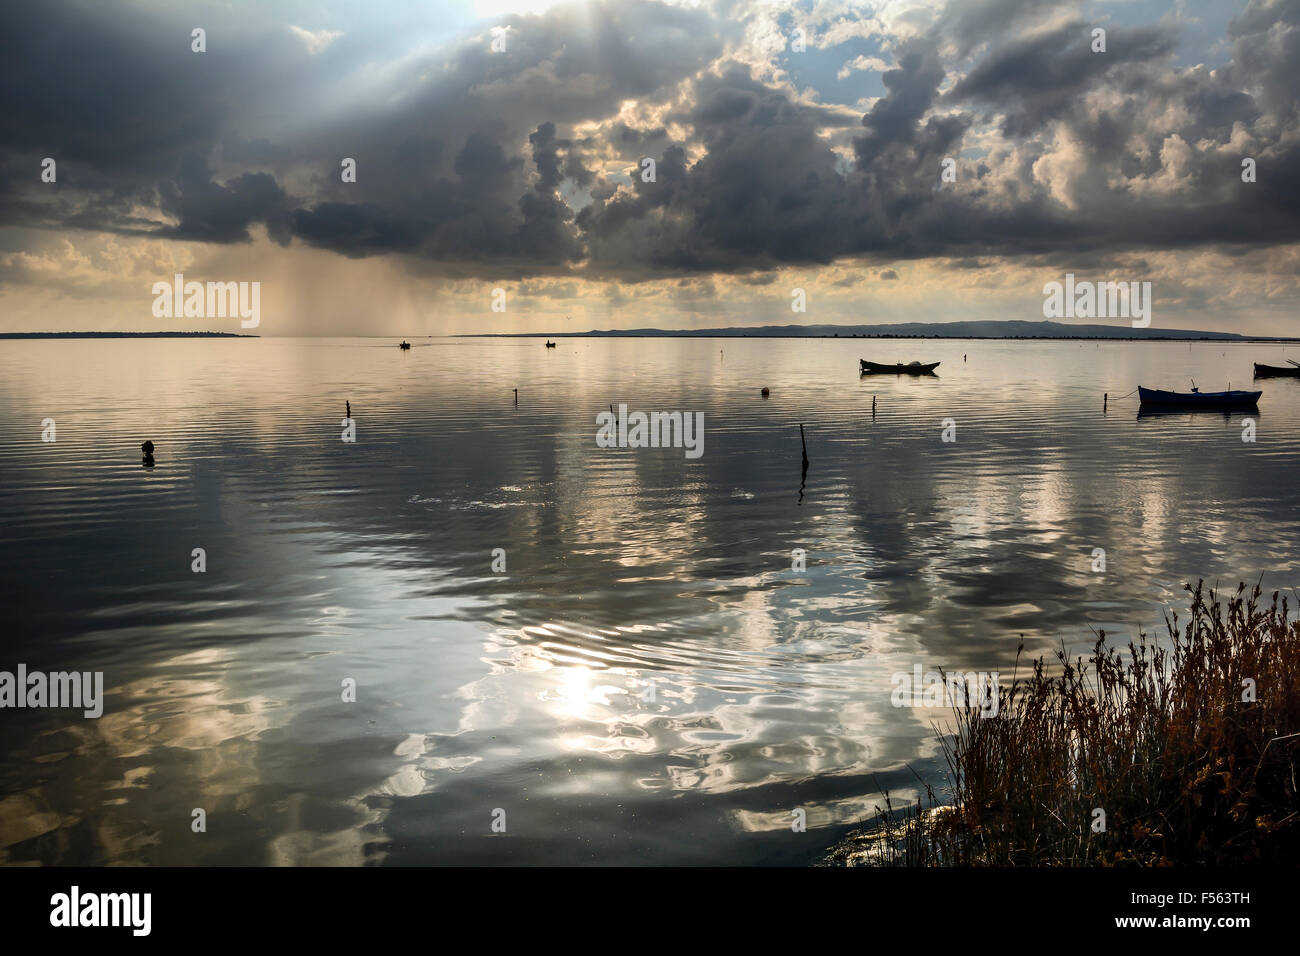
left=797, top=424, right=810, bottom=505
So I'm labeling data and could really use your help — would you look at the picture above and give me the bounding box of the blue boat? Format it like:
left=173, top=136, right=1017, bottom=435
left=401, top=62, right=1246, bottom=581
left=1138, top=386, right=1260, bottom=409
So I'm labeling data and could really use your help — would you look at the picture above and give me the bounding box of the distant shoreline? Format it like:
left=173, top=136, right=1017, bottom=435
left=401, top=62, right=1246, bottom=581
left=0, top=332, right=258, bottom=339
left=4, top=331, right=1296, bottom=343
left=467, top=333, right=1300, bottom=343
left=463, top=319, right=1299, bottom=342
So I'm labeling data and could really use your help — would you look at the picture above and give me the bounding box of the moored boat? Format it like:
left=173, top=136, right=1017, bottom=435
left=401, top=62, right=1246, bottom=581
left=860, top=359, right=940, bottom=375
left=1138, top=386, right=1260, bottom=409
left=399, top=341, right=410, bottom=350
left=1254, top=363, right=1300, bottom=377
left=545, top=340, right=556, bottom=348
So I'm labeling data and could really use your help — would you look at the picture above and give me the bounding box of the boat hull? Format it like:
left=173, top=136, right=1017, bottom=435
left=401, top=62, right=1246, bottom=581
left=1138, top=386, right=1260, bottom=409
left=860, top=360, right=940, bottom=375
left=1254, top=363, right=1300, bottom=377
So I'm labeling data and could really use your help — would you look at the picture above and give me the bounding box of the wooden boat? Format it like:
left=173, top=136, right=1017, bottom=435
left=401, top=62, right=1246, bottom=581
left=1254, top=363, right=1300, bottom=377
left=1138, top=386, right=1260, bottom=409
left=545, top=341, right=556, bottom=348
left=399, top=341, right=410, bottom=350
left=860, top=359, right=939, bottom=375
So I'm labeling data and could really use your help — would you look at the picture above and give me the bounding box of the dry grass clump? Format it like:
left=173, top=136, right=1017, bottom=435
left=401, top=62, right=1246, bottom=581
left=840, top=581, right=1300, bottom=866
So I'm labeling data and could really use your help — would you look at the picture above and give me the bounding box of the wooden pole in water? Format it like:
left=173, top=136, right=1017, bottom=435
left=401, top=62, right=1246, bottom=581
left=797, top=424, right=810, bottom=505
left=872, top=395, right=876, bottom=418
left=1104, top=392, right=1108, bottom=411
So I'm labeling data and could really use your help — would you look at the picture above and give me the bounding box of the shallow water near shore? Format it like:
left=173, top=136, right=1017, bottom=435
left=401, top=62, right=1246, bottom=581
left=2, top=335, right=1298, bottom=865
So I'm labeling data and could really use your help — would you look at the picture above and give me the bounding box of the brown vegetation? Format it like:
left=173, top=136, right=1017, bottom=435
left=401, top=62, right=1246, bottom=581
left=836, top=581, right=1300, bottom=866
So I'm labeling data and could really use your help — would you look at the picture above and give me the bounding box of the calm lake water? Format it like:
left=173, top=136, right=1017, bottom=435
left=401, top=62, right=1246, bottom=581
left=2, top=336, right=1299, bottom=865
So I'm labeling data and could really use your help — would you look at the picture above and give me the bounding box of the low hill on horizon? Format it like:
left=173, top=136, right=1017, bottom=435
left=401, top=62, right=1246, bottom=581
left=500, top=320, right=1264, bottom=340
left=0, top=331, right=257, bottom=338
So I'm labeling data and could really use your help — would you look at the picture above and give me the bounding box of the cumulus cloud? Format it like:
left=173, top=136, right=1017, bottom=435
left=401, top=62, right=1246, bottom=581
left=0, top=0, right=1297, bottom=302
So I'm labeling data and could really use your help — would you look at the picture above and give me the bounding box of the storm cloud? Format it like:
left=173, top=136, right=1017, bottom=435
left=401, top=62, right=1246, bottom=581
left=1, top=0, right=1298, bottom=288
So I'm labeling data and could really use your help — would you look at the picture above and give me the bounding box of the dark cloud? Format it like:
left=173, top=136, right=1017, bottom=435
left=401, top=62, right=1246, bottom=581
left=941, top=0, right=1060, bottom=56
left=0, top=0, right=1298, bottom=286
left=577, top=0, right=1300, bottom=274
left=856, top=40, right=949, bottom=163
left=946, top=22, right=1176, bottom=138
left=1226, top=0, right=1300, bottom=120
left=578, top=64, right=869, bottom=274
left=0, top=0, right=719, bottom=275
left=156, top=156, right=293, bottom=244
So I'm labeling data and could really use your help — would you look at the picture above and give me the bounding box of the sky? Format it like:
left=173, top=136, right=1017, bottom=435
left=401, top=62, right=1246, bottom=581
left=1, top=0, right=1297, bottom=336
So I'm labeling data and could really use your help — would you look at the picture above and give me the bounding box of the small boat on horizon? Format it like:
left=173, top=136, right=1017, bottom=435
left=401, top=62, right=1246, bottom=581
left=1138, top=386, right=1260, bottom=409
left=545, top=341, right=556, bottom=348
left=860, top=359, right=939, bottom=375
left=399, top=341, right=410, bottom=350
left=1254, top=362, right=1300, bottom=378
